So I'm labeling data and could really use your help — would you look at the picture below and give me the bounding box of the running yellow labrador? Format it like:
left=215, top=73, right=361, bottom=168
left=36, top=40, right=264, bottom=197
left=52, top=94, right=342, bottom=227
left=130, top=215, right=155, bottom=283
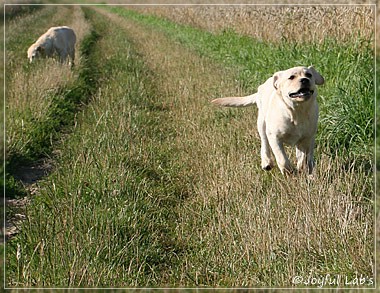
left=212, top=66, right=324, bottom=175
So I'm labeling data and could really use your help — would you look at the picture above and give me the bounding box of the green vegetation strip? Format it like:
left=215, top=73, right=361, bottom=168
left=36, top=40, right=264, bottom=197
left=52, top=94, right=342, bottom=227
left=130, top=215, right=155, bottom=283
left=3, top=5, right=42, bottom=23
left=107, top=6, right=374, bottom=163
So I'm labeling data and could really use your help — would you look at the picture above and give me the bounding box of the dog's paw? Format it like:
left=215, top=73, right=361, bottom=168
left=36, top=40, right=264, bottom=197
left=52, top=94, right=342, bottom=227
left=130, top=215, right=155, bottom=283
left=262, top=165, right=273, bottom=171
left=261, top=159, right=274, bottom=171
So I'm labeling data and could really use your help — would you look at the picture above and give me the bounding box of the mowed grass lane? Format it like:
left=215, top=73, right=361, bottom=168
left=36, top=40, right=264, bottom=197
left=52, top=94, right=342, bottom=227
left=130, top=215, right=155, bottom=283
left=6, top=6, right=374, bottom=288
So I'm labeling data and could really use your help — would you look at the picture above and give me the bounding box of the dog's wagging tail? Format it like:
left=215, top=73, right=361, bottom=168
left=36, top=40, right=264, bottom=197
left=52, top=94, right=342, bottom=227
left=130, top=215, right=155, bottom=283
left=211, top=93, right=257, bottom=107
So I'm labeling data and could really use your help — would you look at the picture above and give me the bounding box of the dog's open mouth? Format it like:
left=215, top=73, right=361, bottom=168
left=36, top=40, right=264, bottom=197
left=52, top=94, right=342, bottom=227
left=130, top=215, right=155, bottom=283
left=289, top=88, right=314, bottom=99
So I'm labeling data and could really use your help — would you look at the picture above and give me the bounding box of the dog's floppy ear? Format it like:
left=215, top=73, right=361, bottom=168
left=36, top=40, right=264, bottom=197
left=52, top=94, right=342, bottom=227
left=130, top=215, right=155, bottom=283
left=273, top=71, right=283, bottom=90
left=308, top=66, right=324, bottom=85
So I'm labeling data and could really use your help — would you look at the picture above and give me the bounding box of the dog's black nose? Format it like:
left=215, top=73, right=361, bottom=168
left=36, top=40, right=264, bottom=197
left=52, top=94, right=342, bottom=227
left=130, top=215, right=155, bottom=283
left=300, top=78, right=310, bottom=85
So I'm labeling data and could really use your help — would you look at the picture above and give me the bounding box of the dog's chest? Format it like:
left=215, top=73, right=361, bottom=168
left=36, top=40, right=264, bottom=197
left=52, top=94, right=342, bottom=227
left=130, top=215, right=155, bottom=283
left=278, top=125, right=307, bottom=145
left=268, top=112, right=316, bottom=145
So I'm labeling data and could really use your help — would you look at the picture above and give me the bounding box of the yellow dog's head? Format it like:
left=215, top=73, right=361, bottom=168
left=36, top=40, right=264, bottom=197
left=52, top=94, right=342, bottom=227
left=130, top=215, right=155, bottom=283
left=27, top=44, right=45, bottom=63
left=273, top=66, right=324, bottom=102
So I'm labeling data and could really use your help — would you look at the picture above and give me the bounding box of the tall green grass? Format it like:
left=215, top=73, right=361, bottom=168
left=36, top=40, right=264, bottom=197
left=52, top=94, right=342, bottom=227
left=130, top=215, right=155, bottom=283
left=108, top=6, right=374, bottom=165
left=8, top=30, right=99, bottom=166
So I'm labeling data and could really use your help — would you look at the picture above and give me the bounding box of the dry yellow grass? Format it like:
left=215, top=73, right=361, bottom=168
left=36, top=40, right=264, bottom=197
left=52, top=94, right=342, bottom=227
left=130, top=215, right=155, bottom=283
left=3, top=1, right=376, bottom=46
left=132, top=5, right=374, bottom=44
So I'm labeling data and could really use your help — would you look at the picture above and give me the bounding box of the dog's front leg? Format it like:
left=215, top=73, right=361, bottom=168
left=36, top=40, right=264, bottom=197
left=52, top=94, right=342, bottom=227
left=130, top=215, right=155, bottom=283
left=257, top=116, right=274, bottom=170
left=268, top=136, right=292, bottom=174
left=296, top=148, right=307, bottom=171
left=260, top=138, right=274, bottom=171
left=296, top=139, right=315, bottom=174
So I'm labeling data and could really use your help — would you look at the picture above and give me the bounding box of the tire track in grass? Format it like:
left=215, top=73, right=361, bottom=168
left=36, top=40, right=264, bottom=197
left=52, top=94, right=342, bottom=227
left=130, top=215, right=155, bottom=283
left=77, top=8, right=220, bottom=286
left=5, top=6, right=91, bottom=197
left=4, top=6, right=77, bottom=199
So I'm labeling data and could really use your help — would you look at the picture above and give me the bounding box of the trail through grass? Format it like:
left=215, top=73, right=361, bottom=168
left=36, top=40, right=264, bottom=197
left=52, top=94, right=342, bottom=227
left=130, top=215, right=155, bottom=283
left=5, top=5, right=374, bottom=289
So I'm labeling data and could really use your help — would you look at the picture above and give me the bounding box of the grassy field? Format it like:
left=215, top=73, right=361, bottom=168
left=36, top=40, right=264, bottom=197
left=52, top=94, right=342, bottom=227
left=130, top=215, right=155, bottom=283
left=133, top=5, right=374, bottom=44
left=4, top=4, right=375, bottom=289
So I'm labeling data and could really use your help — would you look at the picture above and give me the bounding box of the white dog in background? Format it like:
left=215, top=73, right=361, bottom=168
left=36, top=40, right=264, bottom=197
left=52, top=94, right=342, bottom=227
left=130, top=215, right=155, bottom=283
left=27, top=26, right=76, bottom=66
left=212, top=66, right=324, bottom=175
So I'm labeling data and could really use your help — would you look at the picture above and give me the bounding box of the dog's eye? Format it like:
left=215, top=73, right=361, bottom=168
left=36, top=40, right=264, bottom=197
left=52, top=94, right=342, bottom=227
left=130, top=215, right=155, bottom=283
left=305, top=73, right=312, bottom=78
left=289, top=75, right=295, bottom=80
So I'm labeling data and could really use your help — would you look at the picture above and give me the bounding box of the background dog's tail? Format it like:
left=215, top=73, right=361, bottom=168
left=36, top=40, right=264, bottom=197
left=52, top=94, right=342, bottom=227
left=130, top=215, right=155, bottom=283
left=211, top=93, right=257, bottom=107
